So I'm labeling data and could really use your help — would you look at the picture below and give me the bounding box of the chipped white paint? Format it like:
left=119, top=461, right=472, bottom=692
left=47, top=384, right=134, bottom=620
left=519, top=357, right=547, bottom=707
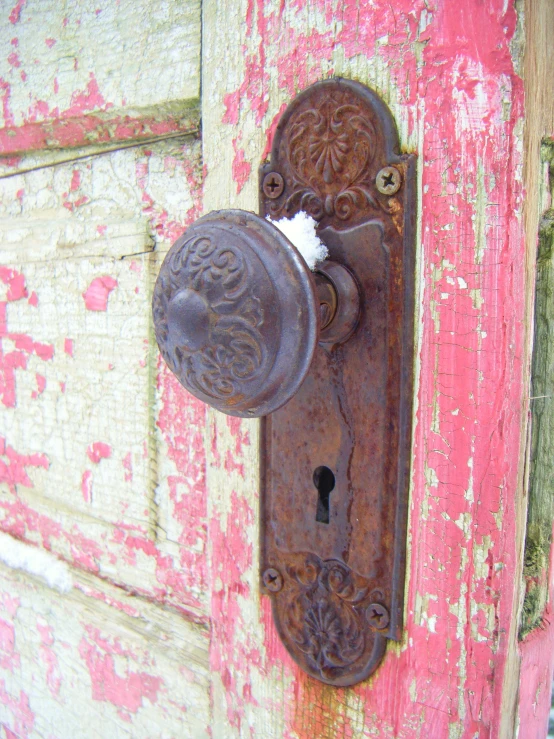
left=0, top=0, right=201, bottom=129
left=0, top=560, right=209, bottom=737
left=0, top=138, right=208, bottom=608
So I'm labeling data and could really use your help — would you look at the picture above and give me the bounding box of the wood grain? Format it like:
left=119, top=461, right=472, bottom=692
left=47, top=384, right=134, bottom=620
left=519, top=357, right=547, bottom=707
left=500, top=0, right=554, bottom=735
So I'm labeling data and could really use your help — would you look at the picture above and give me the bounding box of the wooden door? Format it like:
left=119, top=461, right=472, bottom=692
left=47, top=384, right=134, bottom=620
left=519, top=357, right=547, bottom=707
left=0, top=1, right=553, bottom=737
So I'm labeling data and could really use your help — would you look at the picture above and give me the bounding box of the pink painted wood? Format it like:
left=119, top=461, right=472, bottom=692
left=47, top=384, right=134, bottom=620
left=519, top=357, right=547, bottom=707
left=0, top=0, right=552, bottom=736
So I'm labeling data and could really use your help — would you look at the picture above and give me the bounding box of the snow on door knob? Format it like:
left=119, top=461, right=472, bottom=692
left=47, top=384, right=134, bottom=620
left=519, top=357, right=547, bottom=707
left=153, top=78, right=417, bottom=687
left=152, top=209, right=360, bottom=417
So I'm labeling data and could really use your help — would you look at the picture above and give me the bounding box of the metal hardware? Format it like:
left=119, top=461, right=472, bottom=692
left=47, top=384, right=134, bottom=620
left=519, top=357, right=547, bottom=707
left=152, top=77, right=416, bottom=687
left=376, top=165, right=402, bottom=195
left=262, top=171, right=284, bottom=199
left=366, top=603, right=390, bottom=630
left=259, top=78, right=416, bottom=687
left=262, top=568, right=283, bottom=592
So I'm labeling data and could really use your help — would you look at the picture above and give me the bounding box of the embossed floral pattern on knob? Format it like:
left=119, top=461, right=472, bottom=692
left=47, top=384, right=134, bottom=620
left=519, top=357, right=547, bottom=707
left=153, top=232, right=267, bottom=401
left=152, top=210, right=319, bottom=417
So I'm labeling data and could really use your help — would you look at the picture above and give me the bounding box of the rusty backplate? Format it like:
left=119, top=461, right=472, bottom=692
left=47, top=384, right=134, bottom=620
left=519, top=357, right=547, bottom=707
left=259, top=78, right=416, bottom=686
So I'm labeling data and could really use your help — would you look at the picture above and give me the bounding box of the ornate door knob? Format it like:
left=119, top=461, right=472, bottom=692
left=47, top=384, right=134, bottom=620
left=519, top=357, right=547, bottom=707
left=152, top=209, right=360, bottom=417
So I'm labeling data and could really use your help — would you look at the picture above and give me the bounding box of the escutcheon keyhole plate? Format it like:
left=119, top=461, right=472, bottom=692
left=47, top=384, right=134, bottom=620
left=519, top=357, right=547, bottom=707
left=259, top=78, right=416, bottom=687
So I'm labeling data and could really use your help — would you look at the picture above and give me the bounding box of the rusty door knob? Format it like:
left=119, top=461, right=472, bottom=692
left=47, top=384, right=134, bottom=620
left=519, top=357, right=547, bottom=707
left=152, top=209, right=360, bottom=417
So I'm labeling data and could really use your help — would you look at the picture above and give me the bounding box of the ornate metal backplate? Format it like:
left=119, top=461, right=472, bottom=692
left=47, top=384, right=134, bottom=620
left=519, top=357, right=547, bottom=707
left=260, top=78, right=416, bottom=686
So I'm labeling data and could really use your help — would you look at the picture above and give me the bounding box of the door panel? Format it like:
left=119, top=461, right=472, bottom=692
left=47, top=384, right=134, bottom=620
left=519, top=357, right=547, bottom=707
left=0, top=0, right=201, bottom=149
left=0, top=560, right=209, bottom=738
left=0, top=138, right=208, bottom=618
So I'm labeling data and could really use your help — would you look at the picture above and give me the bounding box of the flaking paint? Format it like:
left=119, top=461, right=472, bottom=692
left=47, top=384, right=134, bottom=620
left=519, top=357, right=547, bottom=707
left=0, top=0, right=549, bottom=735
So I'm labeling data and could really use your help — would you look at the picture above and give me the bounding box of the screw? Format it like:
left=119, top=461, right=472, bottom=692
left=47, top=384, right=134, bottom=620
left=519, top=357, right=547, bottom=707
left=376, top=166, right=401, bottom=195
left=262, top=567, right=283, bottom=592
left=262, top=172, right=284, bottom=199
left=366, top=602, right=390, bottom=629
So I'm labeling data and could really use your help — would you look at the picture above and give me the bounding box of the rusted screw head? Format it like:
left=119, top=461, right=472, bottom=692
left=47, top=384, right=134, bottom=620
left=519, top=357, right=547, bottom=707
left=376, top=166, right=401, bottom=195
left=366, top=602, right=390, bottom=629
left=262, top=567, right=283, bottom=592
left=262, top=172, right=284, bottom=199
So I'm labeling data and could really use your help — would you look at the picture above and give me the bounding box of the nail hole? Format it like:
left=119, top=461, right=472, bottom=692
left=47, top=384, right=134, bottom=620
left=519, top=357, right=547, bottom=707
left=313, top=466, right=335, bottom=524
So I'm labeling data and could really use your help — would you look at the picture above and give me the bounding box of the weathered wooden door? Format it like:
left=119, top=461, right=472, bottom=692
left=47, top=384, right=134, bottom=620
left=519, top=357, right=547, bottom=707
left=0, top=1, right=553, bottom=737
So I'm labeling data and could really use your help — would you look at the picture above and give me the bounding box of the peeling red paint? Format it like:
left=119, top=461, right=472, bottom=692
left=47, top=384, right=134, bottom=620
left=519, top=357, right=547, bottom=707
left=129, top=260, right=141, bottom=274
left=122, top=452, right=132, bottom=483
left=154, top=360, right=208, bottom=608
left=0, top=266, right=48, bottom=406
left=81, top=470, right=92, bottom=503
left=0, top=106, right=199, bottom=157
left=0, top=266, right=27, bottom=302
left=36, top=617, right=61, bottom=697
left=74, top=582, right=140, bottom=618
left=231, top=137, right=251, bottom=194
left=0, top=78, right=14, bottom=127
left=86, top=442, right=112, bottom=464
left=0, top=681, right=34, bottom=738
left=63, top=192, right=88, bottom=212
left=261, top=102, right=286, bottom=160
left=0, top=491, right=106, bottom=570
left=79, top=629, right=162, bottom=712
left=222, top=91, right=240, bottom=126
left=0, top=437, right=49, bottom=493
left=0, top=619, right=19, bottom=672
left=209, top=488, right=255, bottom=731
left=224, top=449, right=244, bottom=478
left=0, top=0, right=539, bottom=732
left=31, top=373, right=45, bottom=398
left=133, top=146, right=203, bottom=242
left=0, top=593, right=19, bottom=619
left=82, top=276, right=117, bottom=311
left=69, top=169, right=81, bottom=191
left=8, top=0, right=25, bottom=25
left=226, top=415, right=251, bottom=457
left=7, top=52, right=21, bottom=69
left=64, top=73, right=110, bottom=118
left=517, top=523, right=554, bottom=735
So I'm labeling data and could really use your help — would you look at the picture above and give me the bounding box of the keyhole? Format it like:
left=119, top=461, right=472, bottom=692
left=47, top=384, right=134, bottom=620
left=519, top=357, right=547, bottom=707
left=313, top=466, right=335, bottom=524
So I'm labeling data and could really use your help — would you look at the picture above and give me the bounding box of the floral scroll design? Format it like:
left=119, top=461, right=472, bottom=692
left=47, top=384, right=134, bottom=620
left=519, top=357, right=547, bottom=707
left=282, top=556, right=373, bottom=681
left=153, top=234, right=267, bottom=401
left=278, top=95, right=379, bottom=222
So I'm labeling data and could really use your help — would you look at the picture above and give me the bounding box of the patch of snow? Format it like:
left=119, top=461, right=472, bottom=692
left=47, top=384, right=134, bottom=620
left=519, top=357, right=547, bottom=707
left=0, top=532, right=72, bottom=593
left=267, top=212, right=329, bottom=270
